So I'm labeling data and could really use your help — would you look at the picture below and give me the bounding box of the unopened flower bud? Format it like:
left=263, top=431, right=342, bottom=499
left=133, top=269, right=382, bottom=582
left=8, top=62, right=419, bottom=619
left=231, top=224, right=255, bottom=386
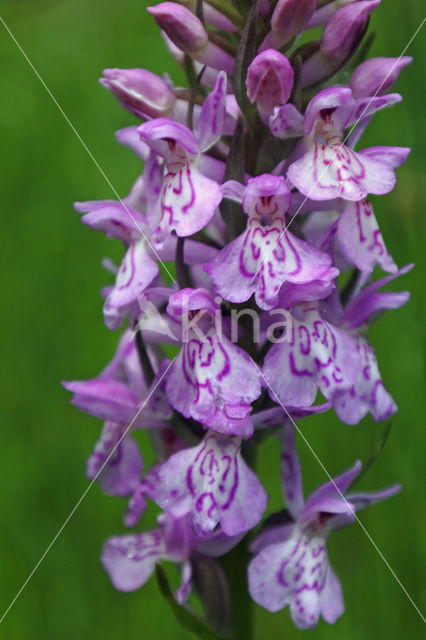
left=302, top=0, right=380, bottom=87
left=246, top=50, right=294, bottom=116
left=259, top=0, right=316, bottom=52
left=100, top=68, right=176, bottom=118
left=148, top=2, right=208, bottom=54
left=321, top=0, right=380, bottom=61
left=148, top=2, right=234, bottom=73
left=349, top=56, right=412, bottom=98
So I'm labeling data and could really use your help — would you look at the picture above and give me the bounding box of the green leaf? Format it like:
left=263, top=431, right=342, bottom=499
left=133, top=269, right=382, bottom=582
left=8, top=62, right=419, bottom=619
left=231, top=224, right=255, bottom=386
left=154, top=564, right=229, bottom=640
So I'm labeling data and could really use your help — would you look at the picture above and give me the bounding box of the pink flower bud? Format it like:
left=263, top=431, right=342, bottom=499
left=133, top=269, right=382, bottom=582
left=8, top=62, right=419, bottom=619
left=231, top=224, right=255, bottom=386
left=148, top=2, right=234, bottom=73
left=100, top=68, right=176, bottom=119
left=349, top=56, right=412, bottom=98
left=173, top=0, right=236, bottom=32
left=321, top=0, right=380, bottom=61
left=259, top=0, right=316, bottom=52
left=246, top=50, right=294, bottom=115
left=148, top=2, right=208, bottom=54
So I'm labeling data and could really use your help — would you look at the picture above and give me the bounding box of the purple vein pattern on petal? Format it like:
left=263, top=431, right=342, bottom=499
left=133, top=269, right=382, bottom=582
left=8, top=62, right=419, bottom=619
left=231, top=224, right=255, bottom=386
left=263, top=304, right=361, bottom=408
left=153, top=431, right=268, bottom=536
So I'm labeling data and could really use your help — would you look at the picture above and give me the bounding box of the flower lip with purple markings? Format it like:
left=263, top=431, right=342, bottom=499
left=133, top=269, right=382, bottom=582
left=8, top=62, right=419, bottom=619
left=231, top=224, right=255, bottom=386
left=205, top=174, right=338, bottom=311
left=248, top=424, right=401, bottom=628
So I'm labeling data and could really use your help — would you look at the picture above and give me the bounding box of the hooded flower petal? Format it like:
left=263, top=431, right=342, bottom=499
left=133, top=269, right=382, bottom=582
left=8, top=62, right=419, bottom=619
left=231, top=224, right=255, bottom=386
left=287, top=87, right=409, bottom=201
left=246, top=50, right=294, bottom=116
left=138, top=117, right=223, bottom=245
left=153, top=431, right=268, bottom=536
left=76, top=199, right=146, bottom=242
left=300, top=461, right=361, bottom=523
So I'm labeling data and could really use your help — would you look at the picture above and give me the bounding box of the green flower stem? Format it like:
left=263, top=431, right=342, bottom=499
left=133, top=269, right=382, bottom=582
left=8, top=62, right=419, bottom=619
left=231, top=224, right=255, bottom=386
left=221, top=541, right=254, bottom=640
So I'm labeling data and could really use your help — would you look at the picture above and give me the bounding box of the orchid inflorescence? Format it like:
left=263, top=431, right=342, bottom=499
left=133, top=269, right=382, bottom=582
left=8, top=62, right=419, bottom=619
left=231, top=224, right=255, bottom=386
left=64, top=0, right=413, bottom=634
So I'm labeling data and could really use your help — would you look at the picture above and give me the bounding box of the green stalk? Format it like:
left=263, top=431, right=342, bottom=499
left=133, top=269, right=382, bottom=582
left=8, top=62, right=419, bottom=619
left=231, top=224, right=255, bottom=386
left=221, top=540, right=254, bottom=640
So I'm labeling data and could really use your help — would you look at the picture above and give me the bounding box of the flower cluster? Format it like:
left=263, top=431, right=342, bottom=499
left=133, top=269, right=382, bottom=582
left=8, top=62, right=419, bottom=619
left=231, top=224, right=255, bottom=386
left=65, top=0, right=412, bottom=633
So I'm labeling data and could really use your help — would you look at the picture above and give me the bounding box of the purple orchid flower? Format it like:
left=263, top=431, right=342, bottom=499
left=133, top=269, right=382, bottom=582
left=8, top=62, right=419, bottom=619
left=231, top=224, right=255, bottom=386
left=66, top=0, right=413, bottom=629
left=148, top=3, right=234, bottom=73
left=75, top=154, right=219, bottom=329
left=205, top=175, right=338, bottom=311
left=102, top=514, right=195, bottom=601
left=138, top=72, right=227, bottom=247
left=87, top=421, right=143, bottom=497
left=334, top=198, right=398, bottom=274
left=152, top=430, right=268, bottom=537
left=271, top=86, right=410, bottom=201
left=248, top=424, right=401, bottom=628
left=264, top=263, right=411, bottom=424
left=332, top=265, right=412, bottom=424
left=263, top=302, right=361, bottom=409
left=63, top=330, right=171, bottom=428
left=102, top=511, right=242, bottom=602
left=165, top=288, right=262, bottom=437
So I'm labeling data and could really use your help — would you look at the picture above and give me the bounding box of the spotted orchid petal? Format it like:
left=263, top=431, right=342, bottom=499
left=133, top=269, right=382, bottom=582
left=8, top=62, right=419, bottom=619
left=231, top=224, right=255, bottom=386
left=138, top=117, right=223, bottom=245
left=87, top=422, right=143, bottom=496
left=105, top=239, right=159, bottom=310
left=166, top=325, right=262, bottom=437
left=75, top=199, right=146, bottom=242
left=195, top=71, right=227, bottom=153
left=248, top=527, right=340, bottom=628
left=102, top=530, right=166, bottom=592
left=153, top=431, right=268, bottom=537
left=337, top=199, right=397, bottom=274
left=205, top=175, right=338, bottom=310
left=263, top=305, right=361, bottom=408
left=287, top=87, right=409, bottom=201
left=333, top=337, right=397, bottom=424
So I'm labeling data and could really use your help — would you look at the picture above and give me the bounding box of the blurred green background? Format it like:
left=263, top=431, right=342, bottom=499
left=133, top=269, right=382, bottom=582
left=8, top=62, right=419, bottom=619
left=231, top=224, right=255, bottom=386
left=0, top=1, right=425, bottom=638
